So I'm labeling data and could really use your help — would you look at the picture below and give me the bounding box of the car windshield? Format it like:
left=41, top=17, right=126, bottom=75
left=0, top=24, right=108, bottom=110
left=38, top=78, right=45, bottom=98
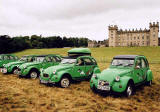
left=61, top=58, right=76, bottom=64
left=0, top=56, right=2, bottom=60
left=111, top=59, right=134, bottom=67
left=34, top=57, right=45, bottom=62
left=19, top=56, right=27, bottom=61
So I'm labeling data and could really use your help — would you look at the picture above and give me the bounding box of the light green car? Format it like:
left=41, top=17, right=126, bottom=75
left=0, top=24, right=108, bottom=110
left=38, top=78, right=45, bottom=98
left=90, top=55, right=153, bottom=97
left=1, top=55, right=36, bottom=74
left=40, top=48, right=101, bottom=88
left=17, top=54, right=62, bottom=79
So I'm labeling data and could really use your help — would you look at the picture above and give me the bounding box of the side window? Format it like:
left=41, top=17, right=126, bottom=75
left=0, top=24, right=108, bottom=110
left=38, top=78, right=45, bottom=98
left=77, top=58, right=85, bottom=66
left=4, top=56, right=8, bottom=60
left=141, top=58, right=147, bottom=68
left=46, top=57, right=52, bottom=62
left=83, top=58, right=94, bottom=65
left=55, top=57, right=61, bottom=62
left=91, top=58, right=97, bottom=65
left=9, top=56, right=14, bottom=60
left=135, top=58, right=141, bottom=68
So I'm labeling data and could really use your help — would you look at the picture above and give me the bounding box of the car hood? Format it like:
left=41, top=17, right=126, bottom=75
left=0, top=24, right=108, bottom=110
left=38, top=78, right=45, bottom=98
left=43, top=64, right=73, bottom=75
left=5, top=61, right=24, bottom=67
left=19, top=61, right=42, bottom=68
left=97, top=67, right=132, bottom=85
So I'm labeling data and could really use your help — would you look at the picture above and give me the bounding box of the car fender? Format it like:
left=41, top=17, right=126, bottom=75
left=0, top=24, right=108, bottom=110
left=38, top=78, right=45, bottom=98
left=93, top=67, right=101, bottom=74
left=51, top=70, right=71, bottom=82
left=146, top=69, right=153, bottom=81
left=112, top=76, right=133, bottom=93
left=23, top=66, right=39, bottom=75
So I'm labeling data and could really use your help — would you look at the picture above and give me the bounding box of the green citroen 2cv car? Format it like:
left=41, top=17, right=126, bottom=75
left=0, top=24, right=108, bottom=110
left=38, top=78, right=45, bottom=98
left=1, top=55, right=36, bottom=74
left=0, top=54, right=18, bottom=72
left=90, top=55, right=153, bottom=97
left=17, top=54, right=62, bottom=79
left=40, top=48, right=101, bottom=88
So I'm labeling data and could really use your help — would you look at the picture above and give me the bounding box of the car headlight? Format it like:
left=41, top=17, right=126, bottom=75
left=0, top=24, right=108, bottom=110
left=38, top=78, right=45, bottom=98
left=115, top=76, right=120, bottom=82
left=40, top=68, right=44, bottom=72
left=92, top=74, right=98, bottom=79
left=53, top=70, right=56, bottom=74
left=23, top=65, right=27, bottom=69
left=3, top=64, right=5, bottom=67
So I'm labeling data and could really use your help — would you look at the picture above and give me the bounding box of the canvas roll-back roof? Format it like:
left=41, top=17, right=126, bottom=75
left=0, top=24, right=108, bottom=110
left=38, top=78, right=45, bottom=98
left=113, top=55, right=138, bottom=59
left=68, top=48, right=91, bottom=56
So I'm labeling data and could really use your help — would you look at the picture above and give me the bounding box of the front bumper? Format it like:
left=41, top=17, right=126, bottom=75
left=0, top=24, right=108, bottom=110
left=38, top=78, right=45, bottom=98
left=1, top=68, right=8, bottom=74
left=39, top=77, right=55, bottom=85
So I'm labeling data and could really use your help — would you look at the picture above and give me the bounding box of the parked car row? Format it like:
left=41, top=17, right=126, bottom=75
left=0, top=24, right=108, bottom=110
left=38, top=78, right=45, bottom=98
left=0, top=48, right=153, bottom=97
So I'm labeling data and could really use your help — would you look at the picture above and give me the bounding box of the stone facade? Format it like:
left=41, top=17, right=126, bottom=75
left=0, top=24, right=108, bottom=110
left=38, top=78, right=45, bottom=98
left=88, top=40, right=108, bottom=47
left=109, top=22, right=159, bottom=47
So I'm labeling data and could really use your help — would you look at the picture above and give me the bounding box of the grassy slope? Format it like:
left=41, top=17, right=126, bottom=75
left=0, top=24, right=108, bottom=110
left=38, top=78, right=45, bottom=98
left=0, top=47, right=160, bottom=112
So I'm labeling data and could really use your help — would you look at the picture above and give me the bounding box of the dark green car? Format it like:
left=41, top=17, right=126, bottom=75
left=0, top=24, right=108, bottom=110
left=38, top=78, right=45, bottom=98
left=0, top=54, right=18, bottom=72
left=1, top=55, right=36, bottom=74
left=17, top=54, right=62, bottom=79
left=40, top=48, right=101, bottom=88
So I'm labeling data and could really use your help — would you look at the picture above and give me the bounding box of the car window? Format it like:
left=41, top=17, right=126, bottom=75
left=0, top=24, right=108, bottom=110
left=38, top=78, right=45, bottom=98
left=91, top=58, right=97, bottom=65
left=83, top=58, right=94, bottom=65
left=77, top=58, right=85, bottom=66
left=55, top=57, right=61, bottom=62
left=4, top=56, right=9, bottom=60
left=141, top=58, right=147, bottom=68
left=9, top=56, right=14, bottom=60
left=46, top=57, right=52, bottom=62
left=135, top=58, right=142, bottom=68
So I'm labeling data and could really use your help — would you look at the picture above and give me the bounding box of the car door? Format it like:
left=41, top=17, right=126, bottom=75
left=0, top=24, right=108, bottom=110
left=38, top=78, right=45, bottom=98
left=83, top=58, right=95, bottom=78
left=73, top=58, right=86, bottom=79
left=133, top=58, right=144, bottom=84
left=42, top=56, right=53, bottom=69
left=139, top=58, right=148, bottom=82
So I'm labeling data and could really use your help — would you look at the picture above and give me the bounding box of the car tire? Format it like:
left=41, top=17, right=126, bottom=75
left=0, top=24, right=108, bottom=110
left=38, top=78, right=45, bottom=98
left=12, top=68, right=18, bottom=74
left=146, top=80, right=152, bottom=86
left=91, top=85, right=97, bottom=93
left=125, top=83, right=134, bottom=97
left=29, top=71, right=39, bottom=79
left=59, top=77, right=70, bottom=88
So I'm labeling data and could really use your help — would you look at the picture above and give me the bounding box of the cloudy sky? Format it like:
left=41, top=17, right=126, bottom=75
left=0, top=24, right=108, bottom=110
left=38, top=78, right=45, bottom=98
left=0, top=0, right=160, bottom=40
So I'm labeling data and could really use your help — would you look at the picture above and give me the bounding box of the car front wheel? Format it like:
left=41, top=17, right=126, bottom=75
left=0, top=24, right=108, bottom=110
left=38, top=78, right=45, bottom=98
left=125, top=83, right=134, bottom=97
left=29, top=71, right=38, bottom=79
left=146, top=80, right=152, bottom=86
left=60, top=77, right=70, bottom=88
left=13, top=68, right=18, bottom=74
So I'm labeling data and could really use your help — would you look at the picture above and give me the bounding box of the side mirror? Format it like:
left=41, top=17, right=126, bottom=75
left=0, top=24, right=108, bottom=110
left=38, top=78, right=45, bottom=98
left=135, top=65, right=140, bottom=69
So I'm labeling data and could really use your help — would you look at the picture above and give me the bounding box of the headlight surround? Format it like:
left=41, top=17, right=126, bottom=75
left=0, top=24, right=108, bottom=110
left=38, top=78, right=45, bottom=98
left=53, top=70, right=56, bottom=74
left=115, top=76, right=120, bottom=82
left=92, top=74, right=98, bottom=79
left=23, top=65, right=27, bottom=69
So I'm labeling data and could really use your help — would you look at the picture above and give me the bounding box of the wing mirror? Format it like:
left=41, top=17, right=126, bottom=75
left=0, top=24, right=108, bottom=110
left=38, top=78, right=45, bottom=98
left=135, top=65, right=140, bottom=69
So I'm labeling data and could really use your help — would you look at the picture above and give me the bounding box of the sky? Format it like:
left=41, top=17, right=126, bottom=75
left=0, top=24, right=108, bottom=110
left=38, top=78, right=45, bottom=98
left=0, top=0, right=160, bottom=41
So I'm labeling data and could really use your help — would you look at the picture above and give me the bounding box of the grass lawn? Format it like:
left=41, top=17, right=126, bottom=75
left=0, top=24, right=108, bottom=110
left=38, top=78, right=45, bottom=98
left=0, top=47, right=160, bottom=112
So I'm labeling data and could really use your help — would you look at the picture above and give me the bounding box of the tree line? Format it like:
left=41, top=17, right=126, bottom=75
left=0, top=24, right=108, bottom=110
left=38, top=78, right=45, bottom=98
left=0, top=35, right=88, bottom=54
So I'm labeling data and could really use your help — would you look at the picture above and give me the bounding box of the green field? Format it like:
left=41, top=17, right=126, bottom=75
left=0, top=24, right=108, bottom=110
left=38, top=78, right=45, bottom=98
left=0, top=47, right=160, bottom=112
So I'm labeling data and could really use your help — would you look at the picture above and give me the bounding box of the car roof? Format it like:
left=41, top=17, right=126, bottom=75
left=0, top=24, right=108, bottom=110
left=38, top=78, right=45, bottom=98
left=113, top=55, right=139, bottom=59
left=68, top=48, right=91, bottom=55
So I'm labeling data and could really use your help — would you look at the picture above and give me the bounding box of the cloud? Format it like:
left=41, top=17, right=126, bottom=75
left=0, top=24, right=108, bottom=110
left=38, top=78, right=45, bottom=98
left=0, top=0, right=160, bottom=40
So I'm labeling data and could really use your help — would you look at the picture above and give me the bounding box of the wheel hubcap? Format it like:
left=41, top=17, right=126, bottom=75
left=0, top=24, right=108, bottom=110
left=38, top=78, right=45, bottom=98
left=127, top=85, right=132, bottom=96
left=30, top=72, right=37, bottom=79
left=61, top=78, right=69, bottom=88
left=13, top=69, right=18, bottom=74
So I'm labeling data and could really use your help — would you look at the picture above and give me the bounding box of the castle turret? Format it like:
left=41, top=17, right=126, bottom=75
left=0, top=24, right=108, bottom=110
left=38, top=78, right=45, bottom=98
left=149, top=22, right=159, bottom=46
left=108, top=25, right=118, bottom=47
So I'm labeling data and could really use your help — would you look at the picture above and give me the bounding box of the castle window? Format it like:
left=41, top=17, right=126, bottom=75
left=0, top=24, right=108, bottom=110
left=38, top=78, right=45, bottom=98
left=142, top=36, right=144, bottom=39
left=147, top=36, right=149, bottom=39
left=153, top=34, right=155, bottom=37
left=134, top=37, right=136, bottom=40
left=137, top=37, right=139, bottom=39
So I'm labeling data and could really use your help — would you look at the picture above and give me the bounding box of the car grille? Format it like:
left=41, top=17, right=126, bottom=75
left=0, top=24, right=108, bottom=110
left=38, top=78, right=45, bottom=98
left=98, top=80, right=109, bottom=86
left=43, top=73, right=49, bottom=78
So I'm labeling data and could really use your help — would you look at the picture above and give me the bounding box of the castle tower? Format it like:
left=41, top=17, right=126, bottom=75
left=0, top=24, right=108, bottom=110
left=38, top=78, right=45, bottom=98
left=149, top=22, right=159, bottom=46
left=108, top=25, right=118, bottom=47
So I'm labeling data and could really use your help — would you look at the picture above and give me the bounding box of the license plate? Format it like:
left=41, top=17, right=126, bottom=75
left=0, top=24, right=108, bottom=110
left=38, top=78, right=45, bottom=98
left=40, top=80, right=48, bottom=84
left=98, top=85, right=110, bottom=91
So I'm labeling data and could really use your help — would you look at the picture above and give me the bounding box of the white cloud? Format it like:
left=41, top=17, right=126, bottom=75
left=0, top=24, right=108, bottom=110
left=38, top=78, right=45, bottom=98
left=0, top=0, right=160, bottom=40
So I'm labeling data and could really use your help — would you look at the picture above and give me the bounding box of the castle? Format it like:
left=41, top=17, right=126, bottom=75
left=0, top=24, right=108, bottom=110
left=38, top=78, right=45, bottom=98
left=108, top=22, right=159, bottom=47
